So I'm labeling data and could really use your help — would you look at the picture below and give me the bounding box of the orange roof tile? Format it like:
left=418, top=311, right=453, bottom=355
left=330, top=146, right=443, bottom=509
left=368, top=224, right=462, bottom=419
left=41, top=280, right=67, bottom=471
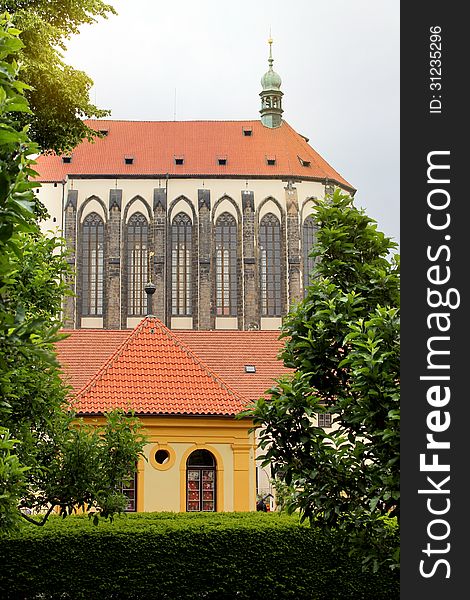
left=56, top=329, right=130, bottom=392
left=55, top=327, right=291, bottom=407
left=68, top=318, right=248, bottom=416
left=177, top=330, right=291, bottom=402
left=34, top=120, right=354, bottom=191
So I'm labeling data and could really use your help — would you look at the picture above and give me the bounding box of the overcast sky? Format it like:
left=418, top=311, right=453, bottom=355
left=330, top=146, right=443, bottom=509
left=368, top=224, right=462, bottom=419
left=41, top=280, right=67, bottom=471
left=64, top=0, right=400, bottom=245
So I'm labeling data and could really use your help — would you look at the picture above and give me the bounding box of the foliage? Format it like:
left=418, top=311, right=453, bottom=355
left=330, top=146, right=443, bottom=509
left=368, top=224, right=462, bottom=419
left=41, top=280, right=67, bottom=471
left=242, top=189, right=400, bottom=571
left=0, top=512, right=399, bottom=599
left=0, top=15, right=145, bottom=532
left=0, top=0, right=116, bottom=153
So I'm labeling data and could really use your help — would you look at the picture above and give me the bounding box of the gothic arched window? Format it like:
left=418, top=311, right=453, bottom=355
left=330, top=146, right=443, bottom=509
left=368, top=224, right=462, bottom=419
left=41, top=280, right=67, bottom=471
left=81, top=212, right=104, bottom=316
left=127, top=212, right=149, bottom=316
left=259, top=213, right=282, bottom=317
left=215, top=212, right=238, bottom=316
left=171, top=212, right=192, bottom=316
left=303, top=215, right=317, bottom=295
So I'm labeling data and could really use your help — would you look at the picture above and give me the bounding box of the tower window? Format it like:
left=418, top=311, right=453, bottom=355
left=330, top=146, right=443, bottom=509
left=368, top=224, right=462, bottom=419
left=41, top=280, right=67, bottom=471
left=174, top=156, right=185, bottom=165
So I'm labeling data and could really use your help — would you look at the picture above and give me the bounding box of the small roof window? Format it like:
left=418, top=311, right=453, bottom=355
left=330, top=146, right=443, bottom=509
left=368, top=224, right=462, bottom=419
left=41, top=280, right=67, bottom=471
left=99, top=128, right=109, bottom=136
left=217, top=156, right=227, bottom=166
left=174, top=155, right=185, bottom=165
left=298, top=156, right=311, bottom=167
left=243, top=127, right=253, bottom=136
left=244, top=365, right=256, bottom=373
left=266, top=155, right=276, bottom=166
left=124, top=156, right=134, bottom=165
left=62, top=156, right=72, bottom=164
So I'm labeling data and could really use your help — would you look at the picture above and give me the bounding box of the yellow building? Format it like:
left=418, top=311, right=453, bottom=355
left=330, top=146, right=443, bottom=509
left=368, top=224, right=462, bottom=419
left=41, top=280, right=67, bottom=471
left=57, top=316, right=265, bottom=512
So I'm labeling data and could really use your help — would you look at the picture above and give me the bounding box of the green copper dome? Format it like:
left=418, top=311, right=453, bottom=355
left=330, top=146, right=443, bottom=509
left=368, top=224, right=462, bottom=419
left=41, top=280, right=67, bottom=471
left=261, top=38, right=282, bottom=90
left=261, top=67, right=282, bottom=91
left=259, top=37, right=284, bottom=128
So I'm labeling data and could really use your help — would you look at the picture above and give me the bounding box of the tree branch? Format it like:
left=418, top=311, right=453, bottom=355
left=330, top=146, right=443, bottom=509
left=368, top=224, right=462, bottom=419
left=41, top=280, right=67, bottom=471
left=20, top=504, right=55, bottom=526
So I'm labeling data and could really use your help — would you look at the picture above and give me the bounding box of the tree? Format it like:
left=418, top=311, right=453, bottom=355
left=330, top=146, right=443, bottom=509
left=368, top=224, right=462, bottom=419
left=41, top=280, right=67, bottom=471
left=244, top=189, right=400, bottom=570
left=0, top=14, right=145, bottom=532
left=0, top=0, right=116, bottom=153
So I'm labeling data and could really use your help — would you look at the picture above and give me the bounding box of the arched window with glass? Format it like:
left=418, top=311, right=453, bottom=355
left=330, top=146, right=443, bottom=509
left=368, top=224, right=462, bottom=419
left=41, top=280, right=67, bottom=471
left=302, top=215, right=317, bottom=295
left=171, top=212, right=192, bottom=316
left=127, top=212, right=149, bottom=316
left=81, top=212, right=104, bottom=316
left=186, top=449, right=216, bottom=512
left=215, top=212, right=238, bottom=316
left=259, top=213, right=282, bottom=316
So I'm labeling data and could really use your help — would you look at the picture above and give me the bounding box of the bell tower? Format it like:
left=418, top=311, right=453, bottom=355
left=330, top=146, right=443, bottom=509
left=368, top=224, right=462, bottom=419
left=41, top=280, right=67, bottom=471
left=260, top=38, right=283, bottom=128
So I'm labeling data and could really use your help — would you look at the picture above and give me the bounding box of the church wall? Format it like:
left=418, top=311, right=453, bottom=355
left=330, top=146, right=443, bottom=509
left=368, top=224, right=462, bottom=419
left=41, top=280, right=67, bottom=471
left=36, top=182, right=64, bottom=235
left=39, top=176, right=334, bottom=330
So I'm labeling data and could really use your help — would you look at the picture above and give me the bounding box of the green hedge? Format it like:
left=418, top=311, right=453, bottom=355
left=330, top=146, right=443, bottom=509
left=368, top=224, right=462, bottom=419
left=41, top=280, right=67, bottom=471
left=0, top=512, right=398, bottom=599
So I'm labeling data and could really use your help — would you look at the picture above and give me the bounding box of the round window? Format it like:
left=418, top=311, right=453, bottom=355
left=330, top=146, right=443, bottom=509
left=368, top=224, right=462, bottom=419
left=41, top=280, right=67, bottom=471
left=155, top=449, right=170, bottom=465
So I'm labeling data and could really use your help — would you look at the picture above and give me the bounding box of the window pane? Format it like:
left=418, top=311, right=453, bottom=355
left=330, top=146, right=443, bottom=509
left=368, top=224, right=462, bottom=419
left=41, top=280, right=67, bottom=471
left=127, top=212, right=149, bottom=316
left=215, top=212, right=238, bottom=316
left=121, top=472, right=137, bottom=512
left=82, top=212, right=104, bottom=316
left=303, top=216, right=317, bottom=295
left=171, top=213, right=192, bottom=316
left=259, top=213, right=281, bottom=316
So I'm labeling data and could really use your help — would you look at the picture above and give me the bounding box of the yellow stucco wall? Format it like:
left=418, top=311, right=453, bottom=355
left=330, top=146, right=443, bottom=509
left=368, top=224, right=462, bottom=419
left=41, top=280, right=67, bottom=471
left=140, top=416, right=256, bottom=512
left=85, top=415, right=256, bottom=513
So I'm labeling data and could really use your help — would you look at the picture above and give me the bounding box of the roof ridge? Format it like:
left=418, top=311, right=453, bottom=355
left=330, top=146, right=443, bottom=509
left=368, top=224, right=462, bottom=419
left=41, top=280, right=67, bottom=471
left=146, top=318, right=246, bottom=401
left=85, top=119, right=262, bottom=125
left=76, top=317, right=246, bottom=405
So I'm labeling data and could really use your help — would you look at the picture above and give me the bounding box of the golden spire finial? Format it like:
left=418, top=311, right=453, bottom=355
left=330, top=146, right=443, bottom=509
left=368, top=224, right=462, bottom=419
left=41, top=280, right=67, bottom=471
left=268, top=29, right=273, bottom=63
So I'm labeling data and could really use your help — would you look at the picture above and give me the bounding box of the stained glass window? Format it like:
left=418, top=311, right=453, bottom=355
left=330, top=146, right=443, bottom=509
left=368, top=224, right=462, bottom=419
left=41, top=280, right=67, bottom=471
left=215, top=212, right=237, bottom=316
left=259, top=213, right=281, bottom=316
left=303, top=215, right=317, bottom=295
left=186, top=450, right=216, bottom=512
left=121, top=472, right=137, bottom=512
left=81, top=212, right=104, bottom=316
left=171, top=213, right=192, bottom=316
left=127, top=212, right=149, bottom=316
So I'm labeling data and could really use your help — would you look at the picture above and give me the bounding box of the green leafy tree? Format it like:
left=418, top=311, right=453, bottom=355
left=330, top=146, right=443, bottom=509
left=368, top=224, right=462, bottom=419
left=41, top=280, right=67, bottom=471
left=0, top=0, right=116, bottom=153
left=0, top=15, right=145, bottom=532
left=244, top=189, right=400, bottom=570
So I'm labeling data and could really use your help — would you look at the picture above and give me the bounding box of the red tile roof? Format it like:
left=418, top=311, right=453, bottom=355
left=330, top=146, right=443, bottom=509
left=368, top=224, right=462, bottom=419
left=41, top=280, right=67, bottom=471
left=65, top=318, right=249, bottom=416
left=34, top=120, right=354, bottom=191
left=56, top=329, right=130, bottom=393
left=177, top=330, right=290, bottom=402
left=55, top=325, right=291, bottom=411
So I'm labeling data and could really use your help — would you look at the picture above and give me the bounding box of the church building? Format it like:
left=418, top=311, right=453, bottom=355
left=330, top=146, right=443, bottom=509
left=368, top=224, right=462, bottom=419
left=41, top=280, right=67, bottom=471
left=35, top=40, right=355, bottom=332
left=38, top=42, right=352, bottom=513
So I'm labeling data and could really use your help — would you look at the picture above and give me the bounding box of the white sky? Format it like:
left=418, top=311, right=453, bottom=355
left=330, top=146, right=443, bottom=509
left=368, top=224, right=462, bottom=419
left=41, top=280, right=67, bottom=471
left=64, top=0, right=400, bottom=244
